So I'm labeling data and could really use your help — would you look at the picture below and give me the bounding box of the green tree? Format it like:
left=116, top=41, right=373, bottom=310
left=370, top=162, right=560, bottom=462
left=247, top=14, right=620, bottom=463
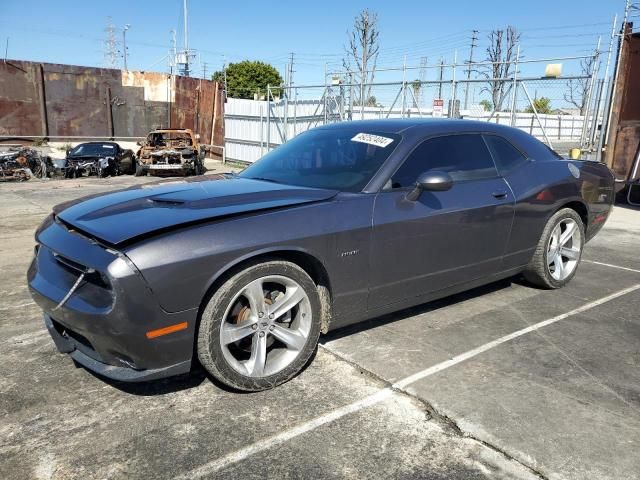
left=524, top=96, right=552, bottom=114
left=213, top=61, right=283, bottom=99
left=479, top=99, right=493, bottom=111
left=354, top=95, right=379, bottom=107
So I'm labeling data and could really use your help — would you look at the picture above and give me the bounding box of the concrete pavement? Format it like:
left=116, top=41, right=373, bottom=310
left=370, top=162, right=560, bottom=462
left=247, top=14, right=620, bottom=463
left=1, top=169, right=638, bottom=479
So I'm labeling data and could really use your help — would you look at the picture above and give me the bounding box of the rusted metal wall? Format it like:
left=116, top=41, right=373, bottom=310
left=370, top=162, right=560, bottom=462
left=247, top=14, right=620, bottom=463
left=604, top=24, right=640, bottom=180
left=0, top=60, right=224, bottom=145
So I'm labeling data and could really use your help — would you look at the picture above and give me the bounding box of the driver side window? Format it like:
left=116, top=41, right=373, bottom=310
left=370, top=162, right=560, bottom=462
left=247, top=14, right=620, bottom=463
left=390, top=134, right=498, bottom=188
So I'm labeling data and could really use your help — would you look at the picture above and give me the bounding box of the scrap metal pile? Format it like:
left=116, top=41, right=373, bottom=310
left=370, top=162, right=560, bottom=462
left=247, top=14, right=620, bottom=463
left=0, top=146, right=54, bottom=181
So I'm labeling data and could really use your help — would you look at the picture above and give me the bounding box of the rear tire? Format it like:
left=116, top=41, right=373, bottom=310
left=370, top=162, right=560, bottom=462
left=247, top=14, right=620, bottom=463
left=134, top=162, right=146, bottom=177
left=119, top=156, right=134, bottom=175
left=197, top=260, right=322, bottom=391
left=523, top=208, right=585, bottom=289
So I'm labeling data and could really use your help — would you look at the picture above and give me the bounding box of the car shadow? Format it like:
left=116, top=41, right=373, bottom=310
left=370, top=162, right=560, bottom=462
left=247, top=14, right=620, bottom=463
left=87, top=344, right=321, bottom=397
left=89, top=276, right=521, bottom=396
left=81, top=363, right=209, bottom=396
left=321, top=276, right=518, bottom=343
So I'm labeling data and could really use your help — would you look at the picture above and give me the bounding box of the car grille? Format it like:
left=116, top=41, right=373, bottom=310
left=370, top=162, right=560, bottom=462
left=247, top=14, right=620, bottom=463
left=52, top=253, right=111, bottom=290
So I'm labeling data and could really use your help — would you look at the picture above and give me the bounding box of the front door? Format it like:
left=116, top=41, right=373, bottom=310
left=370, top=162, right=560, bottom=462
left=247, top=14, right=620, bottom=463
left=368, top=133, right=515, bottom=310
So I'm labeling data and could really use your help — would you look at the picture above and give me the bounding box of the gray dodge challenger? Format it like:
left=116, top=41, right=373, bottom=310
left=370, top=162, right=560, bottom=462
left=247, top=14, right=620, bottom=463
left=28, top=119, right=614, bottom=391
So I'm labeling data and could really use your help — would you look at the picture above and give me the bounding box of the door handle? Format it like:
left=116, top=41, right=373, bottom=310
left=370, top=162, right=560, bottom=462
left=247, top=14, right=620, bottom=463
left=492, top=190, right=508, bottom=199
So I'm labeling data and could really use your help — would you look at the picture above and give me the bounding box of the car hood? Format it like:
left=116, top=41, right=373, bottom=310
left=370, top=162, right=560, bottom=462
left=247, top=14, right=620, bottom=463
left=67, top=155, right=111, bottom=162
left=54, top=176, right=337, bottom=245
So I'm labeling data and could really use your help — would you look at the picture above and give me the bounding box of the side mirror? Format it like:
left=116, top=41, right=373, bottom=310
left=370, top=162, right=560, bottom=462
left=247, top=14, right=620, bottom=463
left=136, top=140, right=143, bottom=146
left=65, top=149, right=70, bottom=157
left=406, top=170, right=453, bottom=201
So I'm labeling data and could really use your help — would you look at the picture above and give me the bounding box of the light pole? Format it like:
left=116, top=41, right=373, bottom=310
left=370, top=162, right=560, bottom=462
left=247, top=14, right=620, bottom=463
left=122, top=24, right=130, bottom=70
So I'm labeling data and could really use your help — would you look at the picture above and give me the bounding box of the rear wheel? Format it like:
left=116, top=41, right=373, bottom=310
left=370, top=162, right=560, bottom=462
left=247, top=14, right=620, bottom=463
left=134, top=162, right=146, bottom=177
left=197, top=260, right=322, bottom=391
left=523, top=208, right=584, bottom=289
left=119, top=155, right=134, bottom=175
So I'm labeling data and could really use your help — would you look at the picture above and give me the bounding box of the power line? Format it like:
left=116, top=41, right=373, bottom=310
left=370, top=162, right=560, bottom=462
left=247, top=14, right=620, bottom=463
left=378, top=30, right=470, bottom=53
left=522, top=31, right=610, bottom=39
left=518, top=21, right=612, bottom=32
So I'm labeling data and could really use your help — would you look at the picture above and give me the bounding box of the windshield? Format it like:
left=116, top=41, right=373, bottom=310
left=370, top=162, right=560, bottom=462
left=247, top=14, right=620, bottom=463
left=147, top=132, right=193, bottom=148
left=69, top=143, right=117, bottom=156
left=239, top=129, right=401, bottom=192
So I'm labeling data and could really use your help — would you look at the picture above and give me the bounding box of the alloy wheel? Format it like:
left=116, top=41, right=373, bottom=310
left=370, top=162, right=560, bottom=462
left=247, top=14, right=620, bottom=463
left=219, top=275, right=312, bottom=377
left=547, top=218, right=582, bottom=281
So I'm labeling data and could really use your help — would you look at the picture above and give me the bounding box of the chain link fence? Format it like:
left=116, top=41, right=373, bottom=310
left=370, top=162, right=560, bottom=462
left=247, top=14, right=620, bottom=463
left=224, top=55, right=606, bottom=163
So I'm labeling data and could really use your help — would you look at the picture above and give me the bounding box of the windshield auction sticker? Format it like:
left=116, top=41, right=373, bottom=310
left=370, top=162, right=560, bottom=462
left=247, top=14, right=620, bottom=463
left=351, top=133, right=394, bottom=148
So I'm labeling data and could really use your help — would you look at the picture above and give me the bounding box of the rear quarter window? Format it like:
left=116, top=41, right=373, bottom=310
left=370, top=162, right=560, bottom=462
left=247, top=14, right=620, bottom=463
left=507, top=128, right=563, bottom=161
left=482, top=135, right=528, bottom=175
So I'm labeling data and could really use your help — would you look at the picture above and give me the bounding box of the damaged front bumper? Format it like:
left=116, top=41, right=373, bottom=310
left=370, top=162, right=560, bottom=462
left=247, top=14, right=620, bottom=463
left=28, top=217, right=197, bottom=382
left=140, top=149, right=198, bottom=173
left=43, top=314, right=192, bottom=382
left=64, top=157, right=114, bottom=177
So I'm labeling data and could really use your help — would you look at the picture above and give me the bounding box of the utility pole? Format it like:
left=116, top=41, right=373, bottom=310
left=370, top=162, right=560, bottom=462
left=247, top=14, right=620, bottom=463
left=202, top=62, right=208, bottom=79
left=168, top=30, right=176, bottom=129
left=288, top=52, right=295, bottom=88
left=122, top=24, right=131, bottom=71
left=438, top=58, right=444, bottom=99
left=176, top=0, right=196, bottom=76
left=220, top=55, right=228, bottom=97
left=168, top=29, right=177, bottom=72
left=183, top=0, right=189, bottom=75
left=418, top=56, right=427, bottom=108
left=464, top=30, right=478, bottom=109
left=104, top=17, right=118, bottom=68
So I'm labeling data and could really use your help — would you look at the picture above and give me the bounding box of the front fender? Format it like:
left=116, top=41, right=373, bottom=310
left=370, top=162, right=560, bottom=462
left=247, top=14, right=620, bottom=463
left=123, top=195, right=374, bottom=314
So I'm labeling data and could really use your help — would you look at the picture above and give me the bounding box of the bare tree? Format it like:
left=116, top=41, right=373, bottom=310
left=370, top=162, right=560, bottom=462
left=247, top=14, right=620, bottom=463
left=564, top=56, right=595, bottom=115
left=480, top=26, right=521, bottom=112
left=343, top=9, right=380, bottom=107
left=411, top=79, right=422, bottom=108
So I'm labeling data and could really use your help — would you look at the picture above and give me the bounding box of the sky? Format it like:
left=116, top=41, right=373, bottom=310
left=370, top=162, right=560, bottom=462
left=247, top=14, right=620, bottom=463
left=0, top=0, right=625, bottom=106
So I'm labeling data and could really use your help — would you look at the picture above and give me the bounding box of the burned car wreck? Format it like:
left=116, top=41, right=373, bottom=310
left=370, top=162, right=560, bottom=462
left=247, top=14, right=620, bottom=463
left=0, top=146, right=53, bottom=181
left=135, top=129, right=205, bottom=176
left=64, top=142, right=135, bottom=178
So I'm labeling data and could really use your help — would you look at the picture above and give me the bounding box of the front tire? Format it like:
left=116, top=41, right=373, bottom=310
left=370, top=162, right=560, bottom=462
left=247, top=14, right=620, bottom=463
left=523, top=208, right=585, bottom=289
left=197, top=260, right=322, bottom=391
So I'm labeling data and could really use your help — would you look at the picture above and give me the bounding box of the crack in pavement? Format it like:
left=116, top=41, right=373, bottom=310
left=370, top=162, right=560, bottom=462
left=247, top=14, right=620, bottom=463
left=318, top=344, right=548, bottom=479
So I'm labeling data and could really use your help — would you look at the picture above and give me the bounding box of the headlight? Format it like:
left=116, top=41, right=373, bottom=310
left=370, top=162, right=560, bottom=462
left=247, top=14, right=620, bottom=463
left=34, top=213, right=54, bottom=240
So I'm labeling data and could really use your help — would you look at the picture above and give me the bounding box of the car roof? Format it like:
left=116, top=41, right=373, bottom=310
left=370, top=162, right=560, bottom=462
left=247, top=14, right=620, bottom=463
left=75, top=141, right=119, bottom=146
left=316, top=118, right=522, bottom=136
left=315, top=118, right=557, bottom=160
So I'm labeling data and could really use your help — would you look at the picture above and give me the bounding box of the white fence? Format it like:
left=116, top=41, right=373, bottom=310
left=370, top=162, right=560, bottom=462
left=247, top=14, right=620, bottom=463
left=224, top=98, right=590, bottom=164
